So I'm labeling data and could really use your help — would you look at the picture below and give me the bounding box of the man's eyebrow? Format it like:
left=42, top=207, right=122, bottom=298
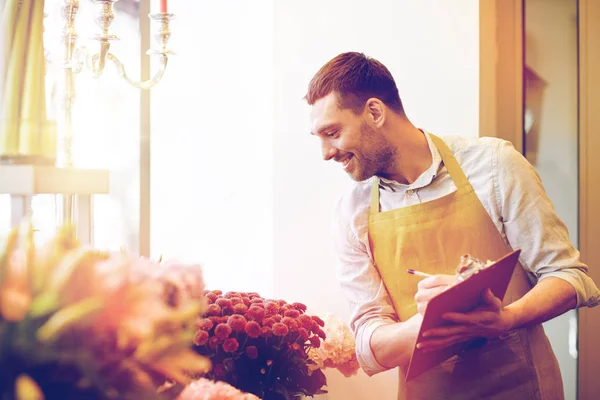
left=310, top=123, right=337, bottom=136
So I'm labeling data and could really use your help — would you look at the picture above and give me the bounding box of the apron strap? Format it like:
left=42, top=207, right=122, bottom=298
left=429, top=134, right=471, bottom=191
left=370, top=177, right=380, bottom=215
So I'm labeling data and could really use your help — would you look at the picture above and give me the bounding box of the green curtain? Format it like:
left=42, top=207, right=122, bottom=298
left=0, top=0, right=56, bottom=163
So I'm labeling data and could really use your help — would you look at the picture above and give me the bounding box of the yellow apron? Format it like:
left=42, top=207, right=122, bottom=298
left=368, top=134, right=563, bottom=400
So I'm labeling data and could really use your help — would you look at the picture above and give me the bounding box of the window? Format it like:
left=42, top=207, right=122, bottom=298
left=0, top=0, right=141, bottom=251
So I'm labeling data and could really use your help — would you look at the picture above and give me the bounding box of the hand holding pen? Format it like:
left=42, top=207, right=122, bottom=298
left=409, top=270, right=457, bottom=315
left=406, top=269, right=432, bottom=278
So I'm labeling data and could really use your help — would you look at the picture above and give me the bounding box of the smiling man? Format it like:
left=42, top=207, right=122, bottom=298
left=305, top=52, right=600, bottom=400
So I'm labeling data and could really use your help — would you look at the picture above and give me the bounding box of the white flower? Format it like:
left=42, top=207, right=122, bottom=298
left=307, top=313, right=360, bottom=377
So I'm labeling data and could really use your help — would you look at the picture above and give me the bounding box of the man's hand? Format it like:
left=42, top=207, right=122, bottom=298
left=414, top=274, right=456, bottom=315
left=416, top=288, right=516, bottom=353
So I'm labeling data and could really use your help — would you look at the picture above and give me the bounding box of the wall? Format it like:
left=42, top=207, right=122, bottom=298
left=272, top=1, right=479, bottom=398
left=150, top=0, right=275, bottom=296
left=150, top=1, right=481, bottom=399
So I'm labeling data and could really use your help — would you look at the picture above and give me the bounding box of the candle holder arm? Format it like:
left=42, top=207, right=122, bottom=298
left=108, top=52, right=169, bottom=90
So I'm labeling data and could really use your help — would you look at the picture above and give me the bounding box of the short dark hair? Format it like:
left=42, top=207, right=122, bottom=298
left=304, top=52, right=404, bottom=115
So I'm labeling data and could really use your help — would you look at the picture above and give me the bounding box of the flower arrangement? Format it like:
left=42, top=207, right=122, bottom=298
left=0, top=222, right=210, bottom=399
left=306, top=314, right=360, bottom=378
left=191, top=290, right=328, bottom=400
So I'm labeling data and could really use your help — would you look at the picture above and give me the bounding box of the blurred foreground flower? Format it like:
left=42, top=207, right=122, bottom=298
left=178, top=378, right=260, bottom=400
left=0, top=221, right=210, bottom=399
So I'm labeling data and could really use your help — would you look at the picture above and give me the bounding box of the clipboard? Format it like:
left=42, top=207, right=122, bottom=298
left=405, top=249, right=522, bottom=381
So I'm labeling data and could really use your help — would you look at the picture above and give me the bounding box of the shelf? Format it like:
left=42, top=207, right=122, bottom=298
left=0, top=165, right=109, bottom=195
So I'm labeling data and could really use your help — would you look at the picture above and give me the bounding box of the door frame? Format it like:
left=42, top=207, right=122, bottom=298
left=479, top=0, right=524, bottom=153
left=576, top=0, right=600, bottom=398
left=479, top=0, right=600, bottom=397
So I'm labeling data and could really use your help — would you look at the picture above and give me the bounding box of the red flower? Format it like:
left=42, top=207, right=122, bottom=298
left=284, top=309, right=300, bottom=318
left=297, top=327, right=309, bottom=341
left=233, top=303, right=248, bottom=315
left=309, top=336, right=321, bottom=348
left=216, top=298, right=232, bottom=309
left=224, top=291, right=240, bottom=298
left=272, top=322, right=289, bottom=337
left=211, top=290, right=223, bottom=296
left=272, top=315, right=282, bottom=322
left=246, top=345, right=258, bottom=359
left=315, top=327, right=326, bottom=340
left=282, top=317, right=299, bottom=332
left=194, top=329, right=209, bottom=346
left=216, top=298, right=234, bottom=316
left=250, top=298, right=264, bottom=305
left=260, top=326, right=273, bottom=338
left=297, top=314, right=313, bottom=331
left=209, top=316, right=222, bottom=325
left=311, top=315, right=325, bottom=327
left=245, top=321, right=261, bottom=338
left=208, top=336, right=220, bottom=350
left=264, top=301, right=280, bottom=315
left=206, top=304, right=222, bottom=316
left=229, top=296, right=244, bottom=305
left=227, top=314, right=247, bottom=332
left=223, top=338, right=240, bottom=353
left=262, top=317, right=275, bottom=327
left=206, top=292, right=218, bottom=303
left=290, top=342, right=301, bottom=352
left=196, top=318, right=214, bottom=331
left=214, top=323, right=232, bottom=340
left=245, top=306, right=265, bottom=322
left=292, top=302, right=308, bottom=313
left=213, top=363, right=226, bottom=376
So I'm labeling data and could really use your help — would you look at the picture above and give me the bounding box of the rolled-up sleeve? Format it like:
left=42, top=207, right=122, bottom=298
left=331, top=197, right=398, bottom=376
left=495, top=140, right=600, bottom=307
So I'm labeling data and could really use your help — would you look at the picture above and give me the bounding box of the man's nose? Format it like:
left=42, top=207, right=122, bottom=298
left=322, top=141, right=338, bottom=161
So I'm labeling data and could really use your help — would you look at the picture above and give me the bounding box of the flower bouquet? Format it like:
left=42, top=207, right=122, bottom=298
left=0, top=222, right=210, bottom=399
left=191, top=291, right=328, bottom=400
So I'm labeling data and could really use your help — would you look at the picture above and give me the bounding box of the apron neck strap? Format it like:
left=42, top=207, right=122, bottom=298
left=370, top=176, right=381, bottom=215
left=370, top=134, right=471, bottom=215
left=429, top=134, right=471, bottom=190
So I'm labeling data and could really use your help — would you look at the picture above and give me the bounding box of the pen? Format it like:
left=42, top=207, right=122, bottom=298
left=406, top=269, right=433, bottom=278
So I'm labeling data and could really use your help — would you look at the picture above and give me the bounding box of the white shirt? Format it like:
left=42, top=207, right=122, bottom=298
left=331, top=131, right=600, bottom=376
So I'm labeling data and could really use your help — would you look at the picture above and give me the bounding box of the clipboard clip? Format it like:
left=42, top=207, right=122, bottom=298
left=455, top=254, right=493, bottom=282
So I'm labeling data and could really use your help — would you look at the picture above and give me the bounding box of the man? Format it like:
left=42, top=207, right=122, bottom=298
left=305, top=52, right=600, bottom=399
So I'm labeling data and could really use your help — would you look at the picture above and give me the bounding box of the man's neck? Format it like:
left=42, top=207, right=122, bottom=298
left=381, top=123, right=432, bottom=185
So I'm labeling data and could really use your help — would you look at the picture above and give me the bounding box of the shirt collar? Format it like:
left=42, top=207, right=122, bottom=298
left=378, top=130, right=443, bottom=191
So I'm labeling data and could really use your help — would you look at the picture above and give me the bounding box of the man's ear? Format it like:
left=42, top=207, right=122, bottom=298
left=365, top=98, right=386, bottom=128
